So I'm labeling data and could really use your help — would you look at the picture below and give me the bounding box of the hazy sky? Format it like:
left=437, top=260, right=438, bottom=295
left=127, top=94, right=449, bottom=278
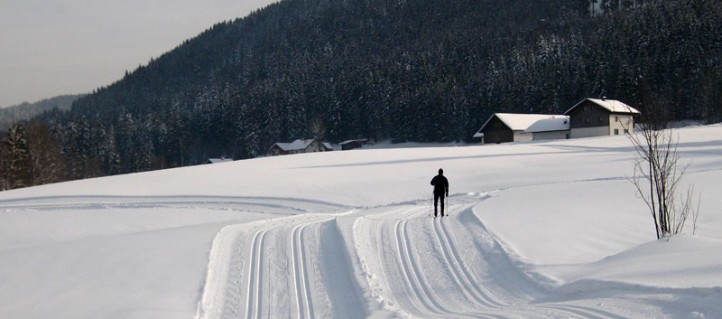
left=0, top=0, right=279, bottom=107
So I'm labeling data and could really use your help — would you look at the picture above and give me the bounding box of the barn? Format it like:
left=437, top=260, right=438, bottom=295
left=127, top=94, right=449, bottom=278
left=268, top=139, right=334, bottom=156
left=474, top=113, right=570, bottom=144
left=564, top=98, right=640, bottom=138
left=339, top=139, right=369, bottom=150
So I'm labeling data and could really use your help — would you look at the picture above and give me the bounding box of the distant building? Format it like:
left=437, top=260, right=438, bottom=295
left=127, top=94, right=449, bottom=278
left=474, top=113, right=570, bottom=144
left=339, top=139, right=369, bottom=150
left=564, top=98, right=640, bottom=138
left=268, top=139, right=334, bottom=156
left=474, top=98, right=640, bottom=144
left=206, top=157, right=233, bottom=164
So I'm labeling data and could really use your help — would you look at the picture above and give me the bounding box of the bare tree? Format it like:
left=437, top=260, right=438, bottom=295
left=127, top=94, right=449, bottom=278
left=627, top=119, right=700, bottom=239
left=309, top=115, right=326, bottom=140
left=26, top=121, right=67, bottom=185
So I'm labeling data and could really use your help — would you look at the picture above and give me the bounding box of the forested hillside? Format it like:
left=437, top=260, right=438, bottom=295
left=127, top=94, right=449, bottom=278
left=3, top=0, right=721, bottom=189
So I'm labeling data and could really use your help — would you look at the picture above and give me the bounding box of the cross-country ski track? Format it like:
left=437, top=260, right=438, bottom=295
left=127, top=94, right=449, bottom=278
left=194, top=193, right=661, bottom=318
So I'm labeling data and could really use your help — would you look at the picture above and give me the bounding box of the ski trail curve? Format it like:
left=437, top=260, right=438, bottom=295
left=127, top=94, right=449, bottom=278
left=437, top=217, right=616, bottom=318
left=460, top=203, right=635, bottom=319
left=196, top=194, right=647, bottom=319
left=354, top=198, right=631, bottom=318
left=358, top=206, right=489, bottom=318
left=432, top=204, right=504, bottom=309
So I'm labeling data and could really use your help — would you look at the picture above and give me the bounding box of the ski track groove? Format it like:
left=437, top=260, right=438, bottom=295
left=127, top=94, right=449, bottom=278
left=244, top=227, right=268, bottom=319
left=236, top=214, right=337, bottom=319
left=537, top=304, right=628, bottom=319
left=291, top=221, right=311, bottom=319
left=429, top=205, right=524, bottom=318
left=394, top=207, right=492, bottom=318
left=394, top=208, right=449, bottom=316
left=290, top=217, right=332, bottom=319
left=433, top=205, right=504, bottom=309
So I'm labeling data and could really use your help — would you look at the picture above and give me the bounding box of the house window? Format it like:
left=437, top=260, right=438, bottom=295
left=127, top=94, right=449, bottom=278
left=614, top=129, right=619, bottom=135
left=615, top=116, right=619, bottom=122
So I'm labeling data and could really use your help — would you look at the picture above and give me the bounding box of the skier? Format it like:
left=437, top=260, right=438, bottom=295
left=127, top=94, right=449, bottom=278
left=430, top=168, right=449, bottom=217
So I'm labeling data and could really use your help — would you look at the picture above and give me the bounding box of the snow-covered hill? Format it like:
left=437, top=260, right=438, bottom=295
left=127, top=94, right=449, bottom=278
left=1, top=125, right=721, bottom=318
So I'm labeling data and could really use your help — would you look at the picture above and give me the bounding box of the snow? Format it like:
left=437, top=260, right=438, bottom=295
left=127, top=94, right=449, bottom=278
left=273, top=139, right=317, bottom=151
left=524, top=116, right=570, bottom=133
left=1, top=124, right=721, bottom=318
left=476, top=113, right=570, bottom=135
left=567, top=98, right=641, bottom=114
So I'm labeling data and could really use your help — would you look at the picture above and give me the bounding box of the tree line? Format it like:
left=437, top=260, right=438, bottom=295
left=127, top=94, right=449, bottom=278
left=0, top=95, right=81, bottom=131
left=2, top=0, right=721, bottom=190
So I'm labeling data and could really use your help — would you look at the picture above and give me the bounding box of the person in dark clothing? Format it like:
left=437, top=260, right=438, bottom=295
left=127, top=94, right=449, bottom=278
left=430, top=168, right=449, bottom=217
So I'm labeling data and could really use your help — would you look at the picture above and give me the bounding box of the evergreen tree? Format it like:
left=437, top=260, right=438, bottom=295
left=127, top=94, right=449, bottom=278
left=5, top=124, right=32, bottom=189
left=7, top=0, right=719, bottom=188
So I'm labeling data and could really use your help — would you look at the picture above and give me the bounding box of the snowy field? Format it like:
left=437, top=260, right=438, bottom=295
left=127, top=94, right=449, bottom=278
left=1, top=124, right=721, bottom=319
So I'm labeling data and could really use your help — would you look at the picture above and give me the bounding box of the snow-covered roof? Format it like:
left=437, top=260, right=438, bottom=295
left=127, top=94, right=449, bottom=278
left=525, top=116, right=570, bottom=133
left=340, top=139, right=368, bottom=146
left=274, top=139, right=316, bottom=151
left=477, top=113, right=569, bottom=134
left=565, top=98, right=640, bottom=115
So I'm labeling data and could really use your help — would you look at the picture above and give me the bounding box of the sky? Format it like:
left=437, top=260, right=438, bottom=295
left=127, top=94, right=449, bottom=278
left=0, top=0, right=279, bottom=108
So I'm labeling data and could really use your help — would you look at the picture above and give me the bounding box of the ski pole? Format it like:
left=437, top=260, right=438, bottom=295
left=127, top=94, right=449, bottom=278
left=445, top=195, right=448, bottom=216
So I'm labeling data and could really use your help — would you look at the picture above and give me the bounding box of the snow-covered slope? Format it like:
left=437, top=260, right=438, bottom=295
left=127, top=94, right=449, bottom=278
left=1, top=125, right=721, bottom=318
